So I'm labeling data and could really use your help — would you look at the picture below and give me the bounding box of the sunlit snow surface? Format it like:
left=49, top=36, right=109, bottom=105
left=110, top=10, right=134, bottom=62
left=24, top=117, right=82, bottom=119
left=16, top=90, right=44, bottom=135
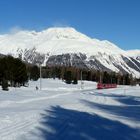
left=0, top=79, right=140, bottom=140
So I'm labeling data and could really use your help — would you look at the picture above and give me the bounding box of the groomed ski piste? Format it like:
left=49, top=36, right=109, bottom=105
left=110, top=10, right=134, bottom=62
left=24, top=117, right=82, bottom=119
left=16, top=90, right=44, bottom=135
left=0, top=79, right=140, bottom=140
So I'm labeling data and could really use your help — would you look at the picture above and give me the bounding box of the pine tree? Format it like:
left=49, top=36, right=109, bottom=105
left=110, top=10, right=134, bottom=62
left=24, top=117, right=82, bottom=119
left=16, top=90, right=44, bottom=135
left=73, top=78, right=78, bottom=84
left=30, top=65, right=40, bottom=81
left=0, top=56, right=28, bottom=88
left=2, top=79, right=9, bottom=91
left=65, top=71, right=72, bottom=84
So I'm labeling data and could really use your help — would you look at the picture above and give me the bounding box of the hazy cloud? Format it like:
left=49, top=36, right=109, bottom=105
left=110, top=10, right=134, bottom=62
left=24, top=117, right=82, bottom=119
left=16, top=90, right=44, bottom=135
left=52, top=20, right=71, bottom=27
left=9, top=26, right=24, bottom=34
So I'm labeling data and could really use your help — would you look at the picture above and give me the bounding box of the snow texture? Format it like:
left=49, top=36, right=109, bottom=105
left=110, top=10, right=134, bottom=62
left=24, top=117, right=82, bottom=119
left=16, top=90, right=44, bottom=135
left=0, top=79, right=140, bottom=140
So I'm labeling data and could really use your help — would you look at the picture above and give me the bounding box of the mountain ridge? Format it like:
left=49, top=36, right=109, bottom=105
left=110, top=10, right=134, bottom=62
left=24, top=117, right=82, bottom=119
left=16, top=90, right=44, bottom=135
left=0, top=27, right=139, bottom=78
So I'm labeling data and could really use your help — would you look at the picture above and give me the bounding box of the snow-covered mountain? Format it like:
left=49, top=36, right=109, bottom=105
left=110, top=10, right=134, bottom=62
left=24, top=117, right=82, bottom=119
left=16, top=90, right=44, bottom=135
left=127, top=50, right=140, bottom=62
left=0, top=27, right=140, bottom=78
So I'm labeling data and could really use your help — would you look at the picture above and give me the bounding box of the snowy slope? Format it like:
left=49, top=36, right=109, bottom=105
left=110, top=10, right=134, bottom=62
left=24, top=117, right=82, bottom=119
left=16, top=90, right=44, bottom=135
left=127, top=50, right=140, bottom=62
left=0, top=27, right=140, bottom=77
left=0, top=79, right=140, bottom=140
left=127, top=50, right=140, bottom=57
left=0, top=27, right=125, bottom=55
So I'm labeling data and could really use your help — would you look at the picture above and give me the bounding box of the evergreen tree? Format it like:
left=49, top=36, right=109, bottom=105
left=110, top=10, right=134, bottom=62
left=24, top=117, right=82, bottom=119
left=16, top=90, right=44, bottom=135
left=64, top=71, right=72, bottom=84
left=73, top=78, right=78, bottom=84
left=124, top=74, right=131, bottom=85
left=2, top=79, right=9, bottom=91
left=0, top=56, right=28, bottom=88
left=30, top=65, right=40, bottom=81
left=103, top=71, right=110, bottom=83
left=12, top=58, right=28, bottom=86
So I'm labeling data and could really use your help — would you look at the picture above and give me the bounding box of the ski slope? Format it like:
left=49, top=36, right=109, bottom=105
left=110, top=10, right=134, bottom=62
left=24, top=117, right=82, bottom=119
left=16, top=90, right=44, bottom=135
left=0, top=79, right=140, bottom=140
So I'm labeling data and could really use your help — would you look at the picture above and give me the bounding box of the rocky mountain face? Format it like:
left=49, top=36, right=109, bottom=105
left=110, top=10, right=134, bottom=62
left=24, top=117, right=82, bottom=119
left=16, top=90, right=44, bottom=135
left=0, top=27, right=139, bottom=78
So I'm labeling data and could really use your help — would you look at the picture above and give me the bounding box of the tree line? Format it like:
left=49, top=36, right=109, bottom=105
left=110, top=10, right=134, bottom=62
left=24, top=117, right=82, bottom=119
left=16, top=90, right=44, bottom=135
left=0, top=56, right=138, bottom=91
left=0, top=56, right=40, bottom=90
left=41, top=66, right=138, bottom=85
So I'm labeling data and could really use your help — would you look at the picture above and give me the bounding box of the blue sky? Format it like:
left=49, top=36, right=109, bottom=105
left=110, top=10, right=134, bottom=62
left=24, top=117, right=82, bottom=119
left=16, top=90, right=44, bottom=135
left=0, top=0, right=140, bottom=50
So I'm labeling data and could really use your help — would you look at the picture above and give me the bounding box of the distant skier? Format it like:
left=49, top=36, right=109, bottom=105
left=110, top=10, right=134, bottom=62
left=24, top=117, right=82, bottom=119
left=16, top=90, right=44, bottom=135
left=36, top=86, right=38, bottom=90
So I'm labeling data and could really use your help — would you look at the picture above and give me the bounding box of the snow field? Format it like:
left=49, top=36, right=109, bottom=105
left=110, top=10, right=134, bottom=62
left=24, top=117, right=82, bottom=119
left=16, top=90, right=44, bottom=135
left=0, top=79, right=140, bottom=140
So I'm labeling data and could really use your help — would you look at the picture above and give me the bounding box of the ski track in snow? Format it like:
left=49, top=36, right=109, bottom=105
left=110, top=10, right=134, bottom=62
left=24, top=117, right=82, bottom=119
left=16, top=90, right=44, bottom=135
left=0, top=119, right=35, bottom=139
left=16, top=91, right=74, bottom=104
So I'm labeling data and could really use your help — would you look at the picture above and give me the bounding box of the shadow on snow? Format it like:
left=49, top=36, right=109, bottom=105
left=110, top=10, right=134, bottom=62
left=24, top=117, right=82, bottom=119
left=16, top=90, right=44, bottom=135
left=31, top=106, right=140, bottom=140
left=81, top=95, right=140, bottom=122
left=83, top=91, right=140, bottom=106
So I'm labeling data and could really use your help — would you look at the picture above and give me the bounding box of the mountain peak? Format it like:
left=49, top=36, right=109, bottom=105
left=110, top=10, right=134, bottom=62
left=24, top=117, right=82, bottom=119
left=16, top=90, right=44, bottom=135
left=40, top=27, right=92, bottom=41
left=46, top=27, right=76, bottom=32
